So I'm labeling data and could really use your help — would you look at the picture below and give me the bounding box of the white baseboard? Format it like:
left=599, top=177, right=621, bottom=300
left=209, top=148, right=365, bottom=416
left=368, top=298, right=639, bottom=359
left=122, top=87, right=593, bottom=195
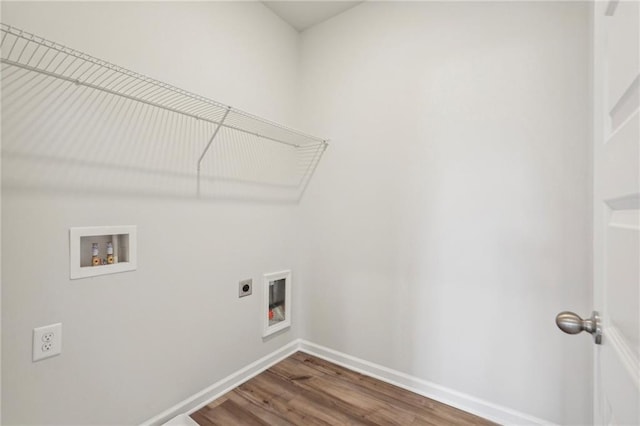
left=142, top=338, right=555, bottom=426
left=140, top=339, right=301, bottom=426
left=159, top=414, right=199, bottom=426
left=298, top=340, right=556, bottom=426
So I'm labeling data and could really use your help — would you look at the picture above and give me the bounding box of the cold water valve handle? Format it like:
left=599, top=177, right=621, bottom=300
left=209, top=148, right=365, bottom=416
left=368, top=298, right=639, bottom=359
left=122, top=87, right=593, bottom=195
left=555, top=311, right=602, bottom=344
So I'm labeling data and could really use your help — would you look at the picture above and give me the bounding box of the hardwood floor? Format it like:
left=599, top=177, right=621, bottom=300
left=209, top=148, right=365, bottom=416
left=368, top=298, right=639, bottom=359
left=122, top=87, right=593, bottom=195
left=191, top=352, right=495, bottom=425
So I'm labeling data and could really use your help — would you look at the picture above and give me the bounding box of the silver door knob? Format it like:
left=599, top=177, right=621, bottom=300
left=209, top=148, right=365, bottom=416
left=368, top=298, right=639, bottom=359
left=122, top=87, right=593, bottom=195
left=555, top=311, right=602, bottom=344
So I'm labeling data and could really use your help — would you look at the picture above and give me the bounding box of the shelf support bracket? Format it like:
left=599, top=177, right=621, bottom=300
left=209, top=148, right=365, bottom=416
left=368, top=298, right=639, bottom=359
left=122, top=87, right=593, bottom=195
left=298, top=140, right=329, bottom=201
left=197, top=107, right=231, bottom=196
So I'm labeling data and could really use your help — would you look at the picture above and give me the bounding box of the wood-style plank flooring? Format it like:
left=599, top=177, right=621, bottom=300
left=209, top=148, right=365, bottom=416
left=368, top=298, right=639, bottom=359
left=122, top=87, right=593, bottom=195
left=191, top=352, right=495, bottom=425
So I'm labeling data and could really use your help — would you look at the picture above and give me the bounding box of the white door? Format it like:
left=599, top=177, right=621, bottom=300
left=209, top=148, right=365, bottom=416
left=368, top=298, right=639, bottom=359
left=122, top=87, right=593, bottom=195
left=593, top=0, right=640, bottom=424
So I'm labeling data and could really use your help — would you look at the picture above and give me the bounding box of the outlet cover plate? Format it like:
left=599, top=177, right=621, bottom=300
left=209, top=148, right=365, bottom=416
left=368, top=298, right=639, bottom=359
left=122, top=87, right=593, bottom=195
left=239, top=278, right=252, bottom=298
left=33, top=323, right=62, bottom=361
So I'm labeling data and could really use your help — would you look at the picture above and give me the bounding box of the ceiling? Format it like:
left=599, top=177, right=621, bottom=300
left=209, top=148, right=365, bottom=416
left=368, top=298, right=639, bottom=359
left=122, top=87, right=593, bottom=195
left=263, top=1, right=363, bottom=32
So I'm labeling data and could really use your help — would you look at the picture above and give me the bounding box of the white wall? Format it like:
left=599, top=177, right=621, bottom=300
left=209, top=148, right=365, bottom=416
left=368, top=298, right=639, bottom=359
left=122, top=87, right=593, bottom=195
left=2, top=2, right=593, bottom=425
left=1, top=2, right=301, bottom=424
left=296, top=2, right=592, bottom=424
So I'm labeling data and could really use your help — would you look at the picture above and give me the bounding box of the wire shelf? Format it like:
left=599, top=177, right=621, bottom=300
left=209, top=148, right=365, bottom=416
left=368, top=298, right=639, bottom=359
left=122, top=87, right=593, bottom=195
left=0, top=23, right=328, bottom=201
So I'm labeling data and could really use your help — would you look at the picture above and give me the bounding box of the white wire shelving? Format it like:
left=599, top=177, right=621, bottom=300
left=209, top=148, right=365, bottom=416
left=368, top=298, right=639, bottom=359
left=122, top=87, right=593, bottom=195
left=0, top=23, right=328, bottom=200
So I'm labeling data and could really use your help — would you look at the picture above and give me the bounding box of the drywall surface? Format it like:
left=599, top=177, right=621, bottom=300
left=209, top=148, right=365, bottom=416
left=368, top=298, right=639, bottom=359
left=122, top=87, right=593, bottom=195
left=296, top=2, right=592, bottom=424
left=1, top=2, right=300, bottom=424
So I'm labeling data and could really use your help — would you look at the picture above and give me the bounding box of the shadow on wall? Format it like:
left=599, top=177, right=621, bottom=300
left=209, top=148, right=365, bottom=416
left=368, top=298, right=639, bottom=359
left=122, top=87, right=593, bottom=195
left=0, top=24, right=327, bottom=204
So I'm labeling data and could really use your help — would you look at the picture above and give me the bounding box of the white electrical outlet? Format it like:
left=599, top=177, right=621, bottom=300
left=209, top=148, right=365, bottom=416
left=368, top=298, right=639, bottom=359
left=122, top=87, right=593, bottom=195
left=33, top=323, right=62, bottom=361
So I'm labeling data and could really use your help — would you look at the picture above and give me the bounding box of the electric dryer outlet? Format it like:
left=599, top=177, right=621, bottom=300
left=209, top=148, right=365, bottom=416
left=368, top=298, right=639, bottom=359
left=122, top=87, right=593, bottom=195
left=239, top=279, right=252, bottom=297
